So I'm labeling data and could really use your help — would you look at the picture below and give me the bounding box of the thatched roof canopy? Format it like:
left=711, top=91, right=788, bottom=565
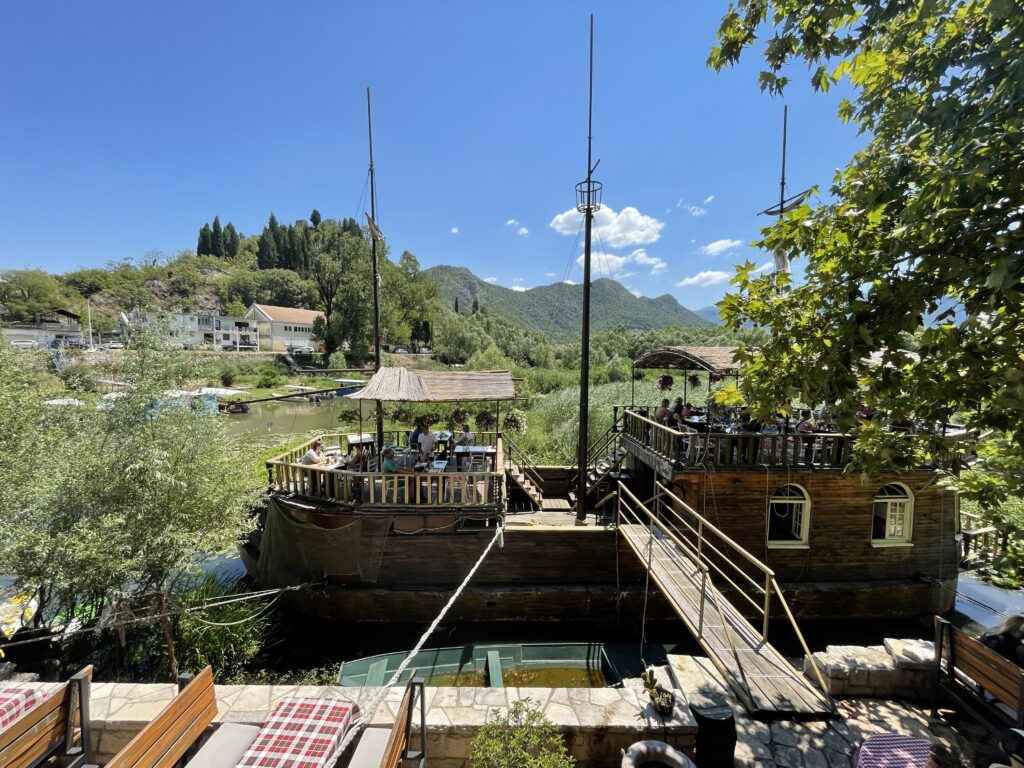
left=345, top=366, right=516, bottom=402
left=633, top=346, right=740, bottom=375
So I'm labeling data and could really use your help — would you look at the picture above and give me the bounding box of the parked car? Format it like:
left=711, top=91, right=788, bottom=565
left=103, top=341, right=125, bottom=350
left=9, top=340, right=39, bottom=349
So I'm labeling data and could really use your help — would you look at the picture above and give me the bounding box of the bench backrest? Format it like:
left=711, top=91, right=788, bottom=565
left=106, top=666, right=217, bottom=768
left=379, top=679, right=425, bottom=768
left=945, top=623, right=1024, bottom=710
left=0, top=666, right=92, bottom=768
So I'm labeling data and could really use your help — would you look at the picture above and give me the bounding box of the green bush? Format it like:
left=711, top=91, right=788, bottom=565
left=469, top=699, right=574, bottom=768
left=58, top=362, right=97, bottom=392
left=219, top=365, right=237, bottom=387
left=174, top=577, right=269, bottom=682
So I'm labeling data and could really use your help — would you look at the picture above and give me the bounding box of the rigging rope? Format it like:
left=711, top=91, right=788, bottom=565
left=335, top=523, right=505, bottom=757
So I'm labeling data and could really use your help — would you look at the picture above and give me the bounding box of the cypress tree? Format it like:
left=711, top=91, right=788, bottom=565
left=454, top=297, right=460, bottom=314
left=224, top=223, right=240, bottom=258
left=197, top=224, right=212, bottom=256
left=310, top=209, right=322, bottom=228
left=257, top=227, right=276, bottom=269
left=211, top=216, right=224, bottom=258
left=472, top=297, right=480, bottom=314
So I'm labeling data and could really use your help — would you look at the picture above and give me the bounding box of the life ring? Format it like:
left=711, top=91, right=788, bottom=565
left=621, top=740, right=694, bottom=768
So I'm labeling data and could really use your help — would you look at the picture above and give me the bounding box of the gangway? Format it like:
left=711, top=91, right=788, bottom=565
left=616, top=481, right=834, bottom=720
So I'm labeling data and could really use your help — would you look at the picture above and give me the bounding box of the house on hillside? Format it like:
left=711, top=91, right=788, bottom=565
left=1, top=309, right=82, bottom=347
left=245, top=304, right=324, bottom=352
left=123, top=309, right=259, bottom=350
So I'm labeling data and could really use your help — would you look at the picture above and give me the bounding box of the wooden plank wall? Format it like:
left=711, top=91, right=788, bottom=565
left=669, top=469, right=959, bottom=583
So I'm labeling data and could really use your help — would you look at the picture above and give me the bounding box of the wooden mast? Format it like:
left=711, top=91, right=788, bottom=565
left=576, top=15, right=600, bottom=524
left=774, top=105, right=790, bottom=274
left=366, top=87, right=385, bottom=451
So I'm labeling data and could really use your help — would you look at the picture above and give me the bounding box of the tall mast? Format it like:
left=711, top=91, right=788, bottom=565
left=774, top=105, right=790, bottom=273
left=576, top=14, right=601, bottom=524
left=367, top=87, right=384, bottom=451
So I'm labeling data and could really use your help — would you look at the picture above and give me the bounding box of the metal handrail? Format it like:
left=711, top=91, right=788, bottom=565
left=504, top=436, right=544, bottom=491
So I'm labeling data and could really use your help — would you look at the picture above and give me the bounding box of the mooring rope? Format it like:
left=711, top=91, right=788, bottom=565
left=336, top=523, right=505, bottom=756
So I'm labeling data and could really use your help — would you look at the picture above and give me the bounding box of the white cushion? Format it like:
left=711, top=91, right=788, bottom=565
left=187, top=723, right=260, bottom=768
left=347, top=728, right=391, bottom=768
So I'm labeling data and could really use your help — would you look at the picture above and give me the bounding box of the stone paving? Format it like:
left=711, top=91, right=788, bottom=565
left=667, top=654, right=988, bottom=768
left=1, top=652, right=999, bottom=767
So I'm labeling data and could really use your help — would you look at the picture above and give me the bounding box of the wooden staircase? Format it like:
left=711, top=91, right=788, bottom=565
left=504, top=438, right=546, bottom=511
left=568, top=434, right=626, bottom=509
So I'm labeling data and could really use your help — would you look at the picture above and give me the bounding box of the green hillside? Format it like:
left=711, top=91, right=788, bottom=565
left=424, top=265, right=710, bottom=338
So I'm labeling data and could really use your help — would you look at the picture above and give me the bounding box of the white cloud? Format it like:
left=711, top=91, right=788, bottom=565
left=450, top=226, right=460, bottom=235
left=563, top=279, right=578, bottom=285
left=631, top=249, right=667, bottom=273
left=629, top=288, right=642, bottom=298
left=550, top=204, right=664, bottom=247
left=753, top=261, right=774, bottom=274
left=510, top=285, right=528, bottom=292
left=701, top=238, right=743, bottom=256
left=575, top=248, right=668, bottom=277
left=703, top=194, right=715, bottom=204
left=544, top=271, right=556, bottom=278
left=516, top=226, right=529, bottom=237
left=505, top=219, right=519, bottom=227
left=686, top=205, right=707, bottom=217
left=484, top=276, right=498, bottom=283
left=677, top=270, right=731, bottom=288
left=577, top=250, right=631, bottom=276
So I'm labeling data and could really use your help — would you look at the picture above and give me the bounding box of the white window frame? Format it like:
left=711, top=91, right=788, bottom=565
left=871, top=482, right=914, bottom=547
left=766, top=483, right=811, bottom=549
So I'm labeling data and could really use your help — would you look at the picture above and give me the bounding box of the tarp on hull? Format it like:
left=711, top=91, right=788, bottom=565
left=257, top=497, right=391, bottom=586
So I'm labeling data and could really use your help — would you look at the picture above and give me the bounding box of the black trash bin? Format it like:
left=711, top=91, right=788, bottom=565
left=689, top=704, right=736, bottom=768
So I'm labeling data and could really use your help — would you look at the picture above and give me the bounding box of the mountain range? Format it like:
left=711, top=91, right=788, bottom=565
left=424, top=266, right=713, bottom=338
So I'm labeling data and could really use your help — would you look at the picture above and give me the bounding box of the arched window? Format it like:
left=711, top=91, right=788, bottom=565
left=872, top=483, right=914, bottom=545
left=767, top=484, right=810, bottom=547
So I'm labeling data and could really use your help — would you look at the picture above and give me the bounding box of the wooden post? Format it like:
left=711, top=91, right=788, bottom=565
left=159, top=592, right=179, bottom=681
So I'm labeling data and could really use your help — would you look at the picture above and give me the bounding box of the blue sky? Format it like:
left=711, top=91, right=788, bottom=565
left=0, top=1, right=862, bottom=309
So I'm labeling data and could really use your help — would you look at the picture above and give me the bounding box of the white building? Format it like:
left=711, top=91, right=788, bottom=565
left=245, top=304, right=325, bottom=352
left=1, top=309, right=82, bottom=348
left=124, top=309, right=259, bottom=350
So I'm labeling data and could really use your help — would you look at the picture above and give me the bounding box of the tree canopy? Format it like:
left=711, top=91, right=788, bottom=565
left=711, top=0, right=1024, bottom=467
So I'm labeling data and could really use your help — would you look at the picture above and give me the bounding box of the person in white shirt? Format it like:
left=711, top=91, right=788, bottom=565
left=300, top=438, right=324, bottom=465
left=418, top=430, right=437, bottom=461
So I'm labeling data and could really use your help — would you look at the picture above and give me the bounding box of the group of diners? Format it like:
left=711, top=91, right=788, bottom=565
left=651, top=397, right=826, bottom=436
left=298, top=420, right=494, bottom=474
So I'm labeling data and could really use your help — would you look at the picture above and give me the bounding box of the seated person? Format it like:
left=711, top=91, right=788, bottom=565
left=349, top=443, right=367, bottom=471
left=738, top=408, right=762, bottom=433
left=300, top=438, right=325, bottom=465
left=654, top=398, right=672, bottom=425
left=380, top=447, right=412, bottom=474
left=796, top=409, right=815, bottom=433
left=671, top=397, right=684, bottom=419
left=456, top=423, right=475, bottom=446
left=682, top=402, right=694, bottom=419
left=418, top=429, right=437, bottom=461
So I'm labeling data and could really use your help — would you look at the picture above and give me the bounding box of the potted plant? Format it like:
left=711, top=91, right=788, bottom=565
left=469, top=699, right=574, bottom=768
left=641, top=668, right=675, bottom=717
left=657, top=374, right=674, bottom=392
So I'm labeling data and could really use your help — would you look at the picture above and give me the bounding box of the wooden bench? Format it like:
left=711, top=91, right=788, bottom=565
left=934, top=616, right=1024, bottom=734
left=104, top=666, right=252, bottom=768
left=349, top=679, right=426, bottom=768
left=0, top=665, right=93, bottom=768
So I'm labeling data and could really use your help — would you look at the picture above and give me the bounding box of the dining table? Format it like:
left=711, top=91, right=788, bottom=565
left=0, top=686, right=45, bottom=730
left=453, top=444, right=497, bottom=471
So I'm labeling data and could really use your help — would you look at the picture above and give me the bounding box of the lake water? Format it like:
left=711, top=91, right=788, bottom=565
left=224, top=399, right=375, bottom=439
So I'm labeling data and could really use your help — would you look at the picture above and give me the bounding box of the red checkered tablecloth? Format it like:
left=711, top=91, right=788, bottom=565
left=0, top=686, right=45, bottom=730
left=236, top=697, right=354, bottom=768
left=855, top=735, right=932, bottom=768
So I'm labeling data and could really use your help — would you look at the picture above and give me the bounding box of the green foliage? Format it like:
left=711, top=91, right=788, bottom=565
left=0, top=332, right=261, bottom=627
left=709, top=0, right=1024, bottom=471
left=469, top=699, right=574, bottom=768
left=502, top=407, right=527, bottom=434
left=256, top=364, right=285, bottom=389
left=219, top=365, right=237, bottom=387
left=0, top=270, right=78, bottom=321
left=57, top=361, right=98, bottom=392
left=174, top=577, right=269, bottom=681
left=468, top=344, right=515, bottom=371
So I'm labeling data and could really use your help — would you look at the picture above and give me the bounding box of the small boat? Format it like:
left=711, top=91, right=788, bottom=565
left=337, top=642, right=669, bottom=688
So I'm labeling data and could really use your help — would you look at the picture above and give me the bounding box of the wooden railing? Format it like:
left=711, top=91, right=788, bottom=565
left=620, top=406, right=855, bottom=469
left=616, top=480, right=831, bottom=701
left=266, top=432, right=505, bottom=508
left=960, top=509, right=1002, bottom=566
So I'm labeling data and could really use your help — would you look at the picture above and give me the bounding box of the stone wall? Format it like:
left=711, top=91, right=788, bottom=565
left=803, top=638, right=936, bottom=701
left=16, top=680, right=695, bottom=767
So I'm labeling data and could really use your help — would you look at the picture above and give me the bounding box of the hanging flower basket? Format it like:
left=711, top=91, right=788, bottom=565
left=502, top=407, right=528, bottom=434
left=475, top=410, right=497, bottom=430
left=657, top=374, right=674, bottom=392
left=688, top=374, right=702, bottom=391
